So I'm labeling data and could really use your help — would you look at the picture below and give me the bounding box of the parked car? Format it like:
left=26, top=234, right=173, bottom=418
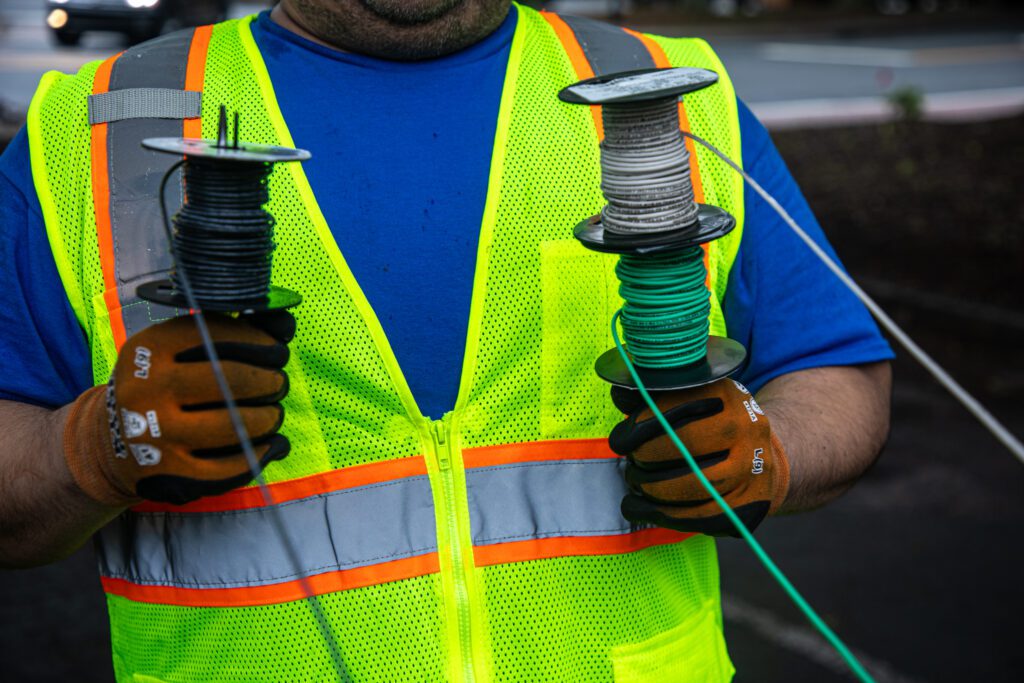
left=45, top=0, right=229, bottom=47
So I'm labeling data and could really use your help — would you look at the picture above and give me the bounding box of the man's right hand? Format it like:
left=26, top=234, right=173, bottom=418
left=62, top=311, right=294, bottom=507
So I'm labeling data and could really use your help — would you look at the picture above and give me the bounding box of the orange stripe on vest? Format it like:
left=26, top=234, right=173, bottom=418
left=132, top=454, right=429, bottom=513
left=475, top=528, right=695, bottom=567
left=101, top=552, right=440, bottom=607
left=90, top=52, right=127, bottom=350
left=183, top=24, right=213, bottom=139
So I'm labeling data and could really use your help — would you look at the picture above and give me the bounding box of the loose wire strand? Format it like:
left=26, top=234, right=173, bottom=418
left=611, top=313, right=877, bottom=682
left=159, top=161, right=348, bottom=681
left=681, top=130, right=1024, bottom=464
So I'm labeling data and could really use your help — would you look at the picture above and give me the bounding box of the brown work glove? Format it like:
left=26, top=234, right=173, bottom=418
left=63, top=311, right=294, bottom=507
left=609, top=378, right=790, bottom=537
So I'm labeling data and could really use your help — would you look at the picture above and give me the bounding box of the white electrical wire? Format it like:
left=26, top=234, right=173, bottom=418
left=682, top=130, right=1024, bottom=464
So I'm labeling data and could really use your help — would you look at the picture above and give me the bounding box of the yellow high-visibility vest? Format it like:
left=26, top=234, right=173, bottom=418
left=27, top=4, right=745, bottom=680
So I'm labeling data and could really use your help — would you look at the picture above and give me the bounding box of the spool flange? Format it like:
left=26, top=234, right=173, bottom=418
left=558, top=67, right=720, bottom=106
left=137, top=281, right=302, bottom=313
left=575, top=203, right=735, bottom=256
left=596, top=336, right=746, bottom=391
left=141, top=137, right=311, bottom=163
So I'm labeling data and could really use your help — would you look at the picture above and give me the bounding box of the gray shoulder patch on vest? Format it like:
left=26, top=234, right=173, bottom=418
left=100, top=27, right=200, bottom=337
left=88, top=88, right=201, bottom=125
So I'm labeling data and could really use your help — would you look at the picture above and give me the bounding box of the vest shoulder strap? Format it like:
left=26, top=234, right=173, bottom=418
left=91, top=26, right=213, bottom=347
left=549, top=14, right=657, bottom=75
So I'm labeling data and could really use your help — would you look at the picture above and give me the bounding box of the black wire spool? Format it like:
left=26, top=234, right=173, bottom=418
left=137, top=135, right=311, bottom=313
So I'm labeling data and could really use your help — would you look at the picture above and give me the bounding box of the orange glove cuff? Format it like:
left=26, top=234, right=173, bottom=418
left=767, top=430, right=791, bottom=515
left=63, top=384, right=139, bottom=508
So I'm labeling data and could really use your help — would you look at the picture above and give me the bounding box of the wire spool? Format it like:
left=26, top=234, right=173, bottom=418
left=134, top=114, right=347, bottom=678
left=559, top=67, right=747, bottom=390
left=137, top=114, right=310, bottom=313
left=615, top=248, right=710, bottom=369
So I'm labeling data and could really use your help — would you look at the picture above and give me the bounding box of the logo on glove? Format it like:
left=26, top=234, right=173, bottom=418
left=751, top=447, right=765, bottom=475
left=133, top=346, right=152, bottom=380
left=129, top=443, right=162, bottom=466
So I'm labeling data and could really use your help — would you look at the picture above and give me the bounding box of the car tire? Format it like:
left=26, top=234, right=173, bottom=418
left=53, top=29, right=81, bottom=47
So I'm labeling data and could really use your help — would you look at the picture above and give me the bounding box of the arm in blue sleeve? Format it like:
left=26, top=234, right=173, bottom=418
left=0, top=127, right=93, bottom=408
left=724, top=99, right=894, bottom=394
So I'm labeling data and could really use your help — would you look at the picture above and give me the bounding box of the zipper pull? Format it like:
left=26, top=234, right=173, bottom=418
left=434, top=422, right=451, bottom=470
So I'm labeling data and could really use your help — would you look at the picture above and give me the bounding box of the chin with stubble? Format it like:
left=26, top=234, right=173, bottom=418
left=278, top=0, right=512, bottom=60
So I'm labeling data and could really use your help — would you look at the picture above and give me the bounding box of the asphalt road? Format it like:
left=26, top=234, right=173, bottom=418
left=2, top=0, right=1023, bottom=123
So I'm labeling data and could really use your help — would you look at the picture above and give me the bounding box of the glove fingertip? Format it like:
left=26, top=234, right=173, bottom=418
left=621, top=495, right=771, bottom=538
left=263, top=433, right=291, bottom=464
left=135, top=471, right=253, bottom=505
left=608, top=420, right=635, bottom=456
left=610, top=386, right=643, bottom=414
left=244, top=309, right=297, bottom=344
left=620, top=494, right=661, bottom=526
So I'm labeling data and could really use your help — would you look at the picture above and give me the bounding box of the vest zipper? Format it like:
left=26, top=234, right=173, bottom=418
left=433, top=418, right=476, bottom=683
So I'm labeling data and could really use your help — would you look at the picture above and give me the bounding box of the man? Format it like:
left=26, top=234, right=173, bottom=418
left=0, top=1, right=892, bottom=680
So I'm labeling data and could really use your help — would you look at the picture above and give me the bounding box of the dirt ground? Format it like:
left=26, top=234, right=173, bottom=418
left=776, top=115, right=1024, bottom=310
left=1, top=116, right=1022, bottom=681
left=727, top=115, right=1024, bottom=682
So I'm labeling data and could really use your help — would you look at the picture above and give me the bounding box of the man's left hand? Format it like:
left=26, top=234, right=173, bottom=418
left=609, top=378, right=791, bottom=537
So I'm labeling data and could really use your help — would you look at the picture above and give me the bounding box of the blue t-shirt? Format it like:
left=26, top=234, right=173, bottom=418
left=0, top=9, right=892, bottom=417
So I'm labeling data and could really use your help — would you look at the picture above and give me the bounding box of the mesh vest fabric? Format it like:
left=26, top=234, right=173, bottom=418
left=27, top=4, right=744, bottom=681
left=455, top=9, right=741, bottom=681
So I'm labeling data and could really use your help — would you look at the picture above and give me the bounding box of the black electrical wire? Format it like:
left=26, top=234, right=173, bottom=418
left=171, top=157, right=277, bottom=306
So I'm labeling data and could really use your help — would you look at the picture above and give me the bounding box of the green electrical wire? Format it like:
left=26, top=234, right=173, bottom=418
left=615, top=247, right=710, bottom=369
left=611, top=311, right=876, bottom=683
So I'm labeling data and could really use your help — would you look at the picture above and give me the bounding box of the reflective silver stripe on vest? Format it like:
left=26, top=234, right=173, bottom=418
left=96, top=475, right=438, bottom=589
left=467, top=458, right=636, bottom=546
left=103, top=29, right=201, bottom=338
left=558, top=15, right=656, bottom=75
left=88, top=88, right=201, bottom=124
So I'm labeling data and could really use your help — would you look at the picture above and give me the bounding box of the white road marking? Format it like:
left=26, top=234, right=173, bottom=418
left=722, top=593, right=928, bottom=683
left=751, top=86, right=1024, bottom=129
left=761, top=42, right=1024, bottom=68
left=762, top=43, right=915, bottom=68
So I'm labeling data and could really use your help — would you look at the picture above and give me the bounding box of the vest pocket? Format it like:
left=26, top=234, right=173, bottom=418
left=537, top=239, right=620, bottom=439
left=610, top=607, right=735, bottom=682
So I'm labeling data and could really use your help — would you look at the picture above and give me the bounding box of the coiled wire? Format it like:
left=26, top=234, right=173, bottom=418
left=172, top=157, right=276, bottom=306
left=600, top=96, right=709, bottom=369
left=600, top=97, right=700, bottom=235
left=616, top=248, right=710, bottom=368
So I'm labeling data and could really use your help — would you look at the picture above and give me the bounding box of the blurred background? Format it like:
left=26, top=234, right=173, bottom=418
left=1, top=0, right=1022, bottom=681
